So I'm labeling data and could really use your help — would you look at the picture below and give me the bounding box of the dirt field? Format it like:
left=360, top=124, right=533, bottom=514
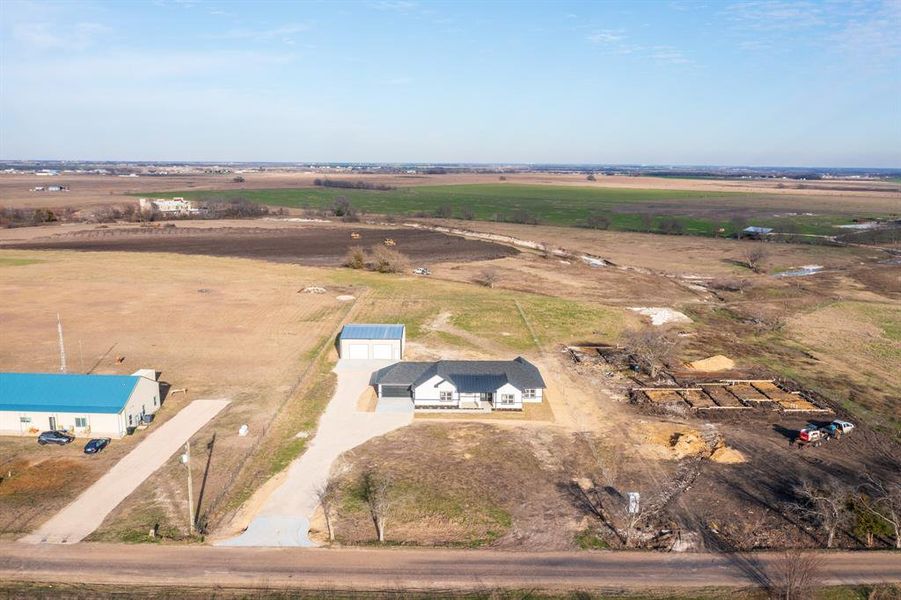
left=2, top=170, right=898, bottom=211
left=3, top=224, right=516, bottom=266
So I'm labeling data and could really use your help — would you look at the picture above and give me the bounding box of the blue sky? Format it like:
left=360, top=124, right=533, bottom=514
left=1, top=0, right=899, bottom=166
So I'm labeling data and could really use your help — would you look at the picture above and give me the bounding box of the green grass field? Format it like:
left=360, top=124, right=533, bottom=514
left=139, top=184, right=879, bottom=237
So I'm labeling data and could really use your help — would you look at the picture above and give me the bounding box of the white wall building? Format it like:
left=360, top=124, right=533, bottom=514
left=337, top=324, right=405, bottom=360
left=138, top=197, right=205, bottom=216
left=370, top=357, right=545, bottom=411
left=0, top=370, right=162, bottom=438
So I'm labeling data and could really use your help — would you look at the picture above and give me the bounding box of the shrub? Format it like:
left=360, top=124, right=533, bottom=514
left=371, top=246, right=409, bottom=273
left=344, top=246, right=367, bottom=269
left=585, top=212, right=611, bottom=230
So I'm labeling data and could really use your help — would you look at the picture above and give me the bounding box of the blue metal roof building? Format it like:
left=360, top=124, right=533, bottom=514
left=339, top=324, right=405, bottom=340
left=0, top=373, right=140, bottom=413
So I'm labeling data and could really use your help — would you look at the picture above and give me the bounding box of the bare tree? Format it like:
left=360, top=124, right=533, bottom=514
left=360, top=469, right=391, bottom=543
left=620, top=329, right=680, bottom=379
left=767, top=551, right=822, bottom=600
left=860, top=475, right=901, bottom=549
left=742, top=247, right=769, bottom=273
left=585, top=212, right=611, bottom=230
left=639, top=213, right=654, bottom=232
left=708, top=278, right=751, bottom=296
left=742, top=305, right=787, bottom=333
left=332, top=196, right=356, bottom=218
left=433, top=204, right=453, bottom=219
left=371, top=246, right=409, bottom=274
left=314, top=477, right=340, bottom=542
left=343, top=245, right=367, bottom=270
left=791, top=478, right=850, bottom=548
left=474, top=270, right=499, bottom=288
left=572, top=455, right=707, bottom=548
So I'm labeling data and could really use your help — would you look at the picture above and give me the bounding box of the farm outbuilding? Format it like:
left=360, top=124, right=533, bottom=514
left=337, top=324, right=405, bottom=360
left=0, top=370, right=161, bottom=438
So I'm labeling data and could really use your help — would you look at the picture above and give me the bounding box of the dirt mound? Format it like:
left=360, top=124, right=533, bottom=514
left=640, top=422, right=709, bottom=460
left=710, top=446, right=746, bottom=464
left=628, top=307, right=692, bottom=326
left=687, top=355, right=735, bottom=371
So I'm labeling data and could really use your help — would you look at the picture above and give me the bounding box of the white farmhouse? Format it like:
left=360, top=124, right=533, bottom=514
left=0, top=370, right=162, bottom=438
left=370, top=357, right=545, bottom=411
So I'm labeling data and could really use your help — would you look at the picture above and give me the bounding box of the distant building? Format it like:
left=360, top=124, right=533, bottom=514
left=0, top=370, right=162, bottom=438
left=30, top=185, right=69, bottom=192
left=139, top=197, right=206, bottom=216
left=741, top=226, right=774, bottom=239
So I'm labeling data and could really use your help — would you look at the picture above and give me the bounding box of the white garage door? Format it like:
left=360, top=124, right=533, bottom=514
left=372, top=343, right=393, bottom=359
left=346, top=344, right=369, bottom=359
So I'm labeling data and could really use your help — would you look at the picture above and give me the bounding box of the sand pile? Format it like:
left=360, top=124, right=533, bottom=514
left=687, top=355, right=735, bottom=371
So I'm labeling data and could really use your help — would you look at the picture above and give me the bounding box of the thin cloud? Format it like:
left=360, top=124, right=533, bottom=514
left=587, top=29, right=694, bottom=65
left=212, top=23, right=311, bottom=42
left=12, top=21, right=110, bottom=51
left=586, top=30, right=624, bottom=44
left=371, top=1, right=419, bottom=11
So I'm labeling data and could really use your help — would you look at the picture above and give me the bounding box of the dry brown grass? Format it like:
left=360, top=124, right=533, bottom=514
left=0, top=249, right=349, bottom=538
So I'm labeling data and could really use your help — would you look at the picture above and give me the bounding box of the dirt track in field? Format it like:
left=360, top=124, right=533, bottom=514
left=6, top=226, right=517, bottom=265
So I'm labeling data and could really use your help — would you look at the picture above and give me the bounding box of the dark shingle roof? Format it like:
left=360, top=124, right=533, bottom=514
left=371, top=357, right=545, bottom=391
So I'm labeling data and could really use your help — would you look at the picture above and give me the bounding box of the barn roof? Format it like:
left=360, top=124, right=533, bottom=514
left=0, top=373, right=141, bottom=414
left=340, top=323, right=405, bottom=340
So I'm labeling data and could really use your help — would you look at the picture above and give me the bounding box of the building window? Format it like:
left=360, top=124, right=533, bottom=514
left=499, top=394, right=515, bottom=405
left=75, top=417, right=88, bottom=428
left=439, top=391, right=454, bottom=402
left=523, top=389, right=536, bottom=399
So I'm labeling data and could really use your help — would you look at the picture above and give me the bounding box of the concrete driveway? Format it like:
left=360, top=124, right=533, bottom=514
left=19, top=399, right=230, bottom=545
left=219, top=359, right=412, bottom=547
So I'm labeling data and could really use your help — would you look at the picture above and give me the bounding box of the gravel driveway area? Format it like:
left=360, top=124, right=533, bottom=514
left=219, top=360, right=412, bottom=547
left=19, top=399, right=230, bottom=545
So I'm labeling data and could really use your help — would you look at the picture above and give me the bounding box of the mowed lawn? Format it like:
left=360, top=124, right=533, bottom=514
left=140, top=184, right=877, bottom=236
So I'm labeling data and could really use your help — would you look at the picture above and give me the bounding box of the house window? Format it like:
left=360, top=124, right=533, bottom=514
left=75, top=417, right=88, bottom=428
left=523, top=389, right=536, bottom=399
left=499, top=394, right=515, bottom=405
left=439, top=391, right=454, bottom=402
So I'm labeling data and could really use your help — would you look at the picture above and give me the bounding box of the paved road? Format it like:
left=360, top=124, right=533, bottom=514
left=219, top=360, right=412, bottom=547
left=19, top=399, right=230, bottom=545
left=0, top=544, right=898, bottom=591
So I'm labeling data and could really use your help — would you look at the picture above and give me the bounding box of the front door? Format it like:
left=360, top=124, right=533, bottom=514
left=48, top=416, right=57, bottom=430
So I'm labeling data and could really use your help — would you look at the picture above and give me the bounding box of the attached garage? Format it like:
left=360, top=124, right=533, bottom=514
left=337, top=323, right=405, bottom=361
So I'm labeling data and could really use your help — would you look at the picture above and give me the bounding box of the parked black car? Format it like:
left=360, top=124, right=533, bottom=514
left=37, top=430, right=75, bottom=445
left=83, top=438, right=111, bottom=454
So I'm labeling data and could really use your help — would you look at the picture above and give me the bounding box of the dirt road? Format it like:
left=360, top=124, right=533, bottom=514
left=0, top=543, right=898, bottom=591
left=18, top=400, right=230, bottom=544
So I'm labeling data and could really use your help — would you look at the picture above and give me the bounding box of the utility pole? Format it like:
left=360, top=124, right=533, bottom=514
left=56, top=313, right=67, bottom=373
left=181, top=442, right=195, bottom=536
